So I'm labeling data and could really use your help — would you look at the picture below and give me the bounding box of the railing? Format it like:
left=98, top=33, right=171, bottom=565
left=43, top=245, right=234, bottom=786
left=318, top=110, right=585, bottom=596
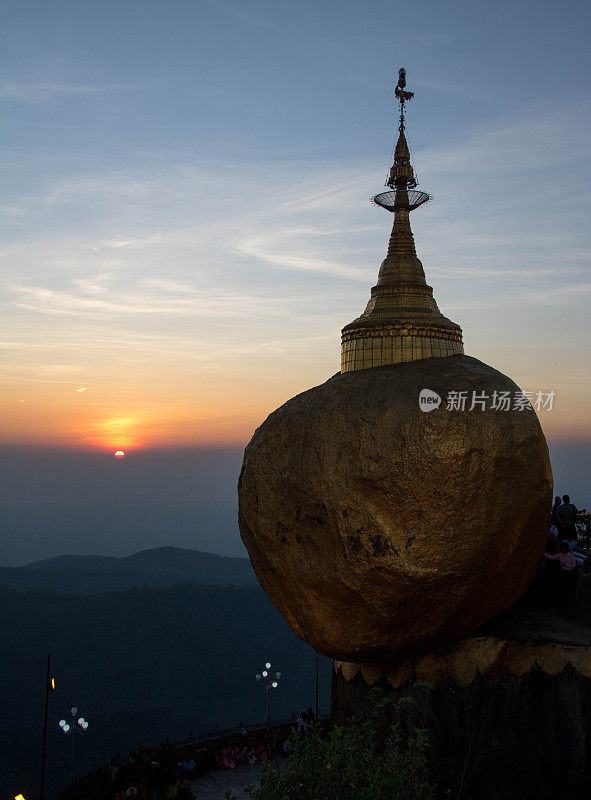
left=170, top=712, right=330, bottom=749
left=58, top=714, right=331, bottom=800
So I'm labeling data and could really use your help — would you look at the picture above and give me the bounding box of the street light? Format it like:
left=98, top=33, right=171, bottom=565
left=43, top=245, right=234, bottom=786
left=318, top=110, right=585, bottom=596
left=256, top=661, right=281, bottom=726
left=40, top=653, right=56, bottom=800
left=59, top=707, right=90, bottom=783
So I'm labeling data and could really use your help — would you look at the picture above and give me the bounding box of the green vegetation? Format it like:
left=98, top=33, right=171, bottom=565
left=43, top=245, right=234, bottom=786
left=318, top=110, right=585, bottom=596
left=0, top=582, right=330, bottom=800
left=233, top=688, right=435, bottom=800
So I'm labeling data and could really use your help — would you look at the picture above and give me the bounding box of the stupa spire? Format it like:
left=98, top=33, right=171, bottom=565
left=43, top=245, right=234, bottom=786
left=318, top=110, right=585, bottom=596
left=341, top=68, right=463, bottom=372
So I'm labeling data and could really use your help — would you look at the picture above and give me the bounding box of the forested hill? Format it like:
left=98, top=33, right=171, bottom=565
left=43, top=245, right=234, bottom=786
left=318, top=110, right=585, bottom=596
left=0, top=546, right=256, bottom=592
left=0, top=582, right=330, bottom=800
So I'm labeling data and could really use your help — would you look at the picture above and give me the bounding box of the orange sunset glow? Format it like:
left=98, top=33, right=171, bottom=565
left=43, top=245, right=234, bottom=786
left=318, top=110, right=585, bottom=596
left=3, top=345, right=589, bottom=451
left=2, top=346, right=349, bottom=449
left=1, top=30, right=589, bottom=459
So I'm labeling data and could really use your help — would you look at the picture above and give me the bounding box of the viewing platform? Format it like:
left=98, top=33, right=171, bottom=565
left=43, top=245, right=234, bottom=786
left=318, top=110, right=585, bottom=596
left=58, top=716, right=330, bottom=800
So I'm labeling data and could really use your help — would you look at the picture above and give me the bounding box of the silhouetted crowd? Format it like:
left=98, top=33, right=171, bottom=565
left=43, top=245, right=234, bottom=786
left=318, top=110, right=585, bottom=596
left=214, top=709, right=317, bottom=769
left=539, top=493, right=588, bottom=602
left=61, top=709, right=324, bottom=800
left=69, top=742, right=196, bottom=800
left=215, top=741, right=272, bottom=770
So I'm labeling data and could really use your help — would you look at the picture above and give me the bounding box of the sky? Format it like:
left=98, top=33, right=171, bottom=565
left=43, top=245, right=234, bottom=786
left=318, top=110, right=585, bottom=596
left=1, top=0, right=590, bottom=561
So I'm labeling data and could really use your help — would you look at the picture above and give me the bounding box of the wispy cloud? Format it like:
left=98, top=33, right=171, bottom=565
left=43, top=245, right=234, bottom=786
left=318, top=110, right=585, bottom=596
left=237, top=227, right=372, bottom=279
left=417, top=102, right=591, bottom=174
left=1, top=96, right=590, bottom=444
left=10, top=282, right=298, bottom=319
left=523, top=282, right=591, bottom=305
left=3, top=98, right=590, bottom=339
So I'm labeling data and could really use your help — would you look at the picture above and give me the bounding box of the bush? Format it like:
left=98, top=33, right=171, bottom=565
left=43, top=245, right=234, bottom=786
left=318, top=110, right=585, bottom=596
left=228, top=687, right=435, bottom=800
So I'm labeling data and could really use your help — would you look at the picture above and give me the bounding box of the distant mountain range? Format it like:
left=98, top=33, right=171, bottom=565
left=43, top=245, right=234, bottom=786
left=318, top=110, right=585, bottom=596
left=0, top=546, right=256, bottom=592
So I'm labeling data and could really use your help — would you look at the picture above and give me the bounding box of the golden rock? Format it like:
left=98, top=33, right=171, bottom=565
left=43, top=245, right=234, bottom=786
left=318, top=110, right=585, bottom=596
left=239, top=355, right=552, bottom=662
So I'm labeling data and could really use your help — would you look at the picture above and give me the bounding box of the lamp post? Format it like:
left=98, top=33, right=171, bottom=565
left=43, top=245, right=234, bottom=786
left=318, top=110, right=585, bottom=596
left=58, top=707, right=89, bottom=783
left=40, top=653, right=56, bottom=800
left=255, top=661, right=281, bottom=726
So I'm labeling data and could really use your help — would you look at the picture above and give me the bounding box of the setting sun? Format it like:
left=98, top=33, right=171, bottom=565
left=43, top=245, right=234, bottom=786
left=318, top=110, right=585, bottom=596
left=114, top=450, right=125, bottom=459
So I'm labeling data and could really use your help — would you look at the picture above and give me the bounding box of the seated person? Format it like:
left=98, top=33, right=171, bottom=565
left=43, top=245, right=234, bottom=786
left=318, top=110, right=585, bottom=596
left=545, top=541, right=576, bottom=570
left=545, top=542, right=577, bottom=601
left=183, top=758, right=195, bottom=775
left=256, top=743, right=270, bottom=761
left=220, top=747, right=235, bottom=770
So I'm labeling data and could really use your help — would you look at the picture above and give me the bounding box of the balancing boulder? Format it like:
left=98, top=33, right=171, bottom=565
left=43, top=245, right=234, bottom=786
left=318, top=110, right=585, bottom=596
left=238, top=354, right=552, bottom=662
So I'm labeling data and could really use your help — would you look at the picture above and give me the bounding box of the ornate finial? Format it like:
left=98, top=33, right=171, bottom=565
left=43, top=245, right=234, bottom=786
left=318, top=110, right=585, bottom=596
left=378, top=68, right=420, bottom=197
left=395, top=67, right=414, bottom=133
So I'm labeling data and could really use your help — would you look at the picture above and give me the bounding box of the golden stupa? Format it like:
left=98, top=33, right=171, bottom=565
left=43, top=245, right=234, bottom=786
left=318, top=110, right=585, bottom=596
left=342, top=69, right=463, bottom=372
